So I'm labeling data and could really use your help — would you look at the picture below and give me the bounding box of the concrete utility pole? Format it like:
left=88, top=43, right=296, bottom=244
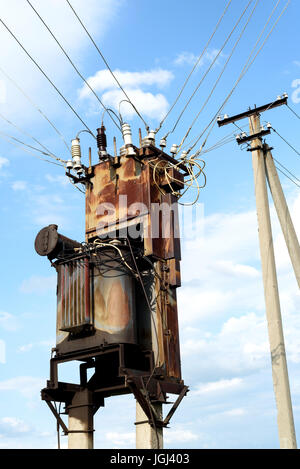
left=68, top=389, right=94, bottom=449
left=217, top=95, right=298, bottom=449
left=136, top=403, right=163, bottom=449
left=249, top=113, right=297, bottom=449
left=264, top=145, right=300, bottom=289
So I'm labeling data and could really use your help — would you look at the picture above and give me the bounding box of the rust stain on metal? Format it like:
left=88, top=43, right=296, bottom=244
left=107, top=282, right=130, bottom=330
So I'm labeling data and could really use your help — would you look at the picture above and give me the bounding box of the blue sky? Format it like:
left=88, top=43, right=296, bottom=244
left=0, top=0, right=300, bottom=449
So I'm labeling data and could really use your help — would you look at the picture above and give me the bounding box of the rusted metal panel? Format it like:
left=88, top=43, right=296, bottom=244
left=56, top=249, right=137, bottom=354
left=83, top=148, right=183, bottom=380
left=85, top=155, right=181, bottom=261
left=92, top=261, right=136, bottom=344
left=57, top=259, right=92, bottom=339
left=85, top=157, right=151, bottom=242
left=160, top=167, right=185, bottom=193
left=165, top=287, right=181, bottom=379
left=167, top=258, right=181, bottom=288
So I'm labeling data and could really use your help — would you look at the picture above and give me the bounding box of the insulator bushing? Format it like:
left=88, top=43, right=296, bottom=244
left=97, top=126, right=107, bottom=152
left=71, top=138, right=81, bottom=159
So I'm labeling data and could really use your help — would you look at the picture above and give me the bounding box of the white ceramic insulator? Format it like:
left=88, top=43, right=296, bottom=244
left=148, top=130, right=155, bottom=144
left=122, top=123, right=133, bottom=146
left=180, top=150, right=188, bottom=160
left=71, top=138, right=81, bottom=159
left=160, top=138, right=167, bottom=148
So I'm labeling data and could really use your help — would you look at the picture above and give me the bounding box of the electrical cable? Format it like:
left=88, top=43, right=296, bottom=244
left=186, top=0, right=288, bottom=158
left=272, top=127, right=300, bottom=157
left=275, top=164, right=300, bottom=189
left=0, top=111, right=66, bottom=164
left=273, top=157, right=300, bottom=185
left=181, top=121, right=249, bottom=153
left=25, top=0, right=121, bottom=132
left=155, top=0, right=233, bottom=134
left=65, top=0, right=149, bottom=132
left=189, top=0, right=284, bottom=156
left=0, top=129, right=86, bottom=194
left=163, top=0, right=254, bottom=141
left=0, top=65, right=71, bottom=155
left=0, top=17, right=95, bottom=137
left=0, top=130, right=65, bottom=166
left=176, top=0, right=260, bottom=155
left=286, top=103, right=300, bottom=122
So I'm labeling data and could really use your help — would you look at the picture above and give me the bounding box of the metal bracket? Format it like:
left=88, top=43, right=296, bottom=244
left=66, top=166, right=94, bottom=186
left=45, top=400, right=69, bottom=435
left=127, top=375, right=189, bottom=429
left=237, top=129, right=271, bottom=145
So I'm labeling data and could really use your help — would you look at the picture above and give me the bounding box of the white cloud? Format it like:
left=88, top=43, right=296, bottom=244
left=79, top=68, right=174, bottom=98
left=45, top=174, right=69, bottom=186
left=164, top=428, right=199, bottom=444
left=12, top=180, right=27, bottom=191
left=0, top=312, right=19, bottom=332
left=217, top=408, right=247, bottom=418
left=192, top=378, right=244, bottom=396
left=78, top=68, right=174, bottom=121
left=30, top=192, right=71, bottom=226
left=18, top=340, right=53, bottom=353
left=0, top=156, right=9, bottom=170
left=177, top=191, right=300, bottom=389
left=0, top=340, right=5, bottom=364
left=291, top=78, right=300, bottom=104
left=0, top=376, right=45, bottom=400
left=20, top=275, right=56, bottom=294
left=0, top=0, right=123, bottom=123
left=0, top=417, right=30, bottom=434
left=102, top=88, right=169, bottom=120
left=174, top=49, right=221, bottom=67
left=181, top=312, right=270, bottom=378
left=105, top=431, right=135, bottom=447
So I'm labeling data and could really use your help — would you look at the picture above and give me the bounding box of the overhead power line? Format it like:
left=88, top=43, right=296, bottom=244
left=0, top=130, right=65, bottom=167
left=272, top=127, right=300, bottom=157
left=275, top=163, right=300, bottom=189
left=0, top=111, right=66, bottom=163
left=25, top=0, right=121, bottom=132
left=273, top=157, right=300, bottom=186
left=155, top=0, right=233, bottom=134
left=0, top=65, right=71, bottom=154
left=163, top=0, right=254, bottom=140
left=186, top=0, right=288, bottom=158
left=65, top=0, right=149, bottom=132
left=0, top=17, right=95, bottom=137
left=286, top=103, right=300, bottom=122
left=176, top=0, right=260, bottom=155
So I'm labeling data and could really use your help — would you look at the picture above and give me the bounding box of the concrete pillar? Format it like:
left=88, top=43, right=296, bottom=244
left=68, top=389, right=94, bottom=449
left=136, top=402, right=163, bottom=449
left=250, top=114, right=297, bottom=449
left=264, top=146, right=300, bottom=289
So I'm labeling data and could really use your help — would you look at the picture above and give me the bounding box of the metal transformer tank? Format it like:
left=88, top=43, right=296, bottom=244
left=55, top=246, right=137, bottom=355
left=39, top=142, right=188, bottom=430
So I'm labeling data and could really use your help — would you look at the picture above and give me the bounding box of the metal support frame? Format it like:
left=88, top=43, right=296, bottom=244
left=237, top=129, right=270, bottom=145
left=42, top=343, right=188, bottom=436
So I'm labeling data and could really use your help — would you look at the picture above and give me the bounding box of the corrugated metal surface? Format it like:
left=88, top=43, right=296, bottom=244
left=58, top=259, right=91, bottom=331
left=56, top=250, right=137, bottom=350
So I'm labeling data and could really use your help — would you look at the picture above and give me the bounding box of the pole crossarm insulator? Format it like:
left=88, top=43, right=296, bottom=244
left=217, top=97, right=288, bottom=127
